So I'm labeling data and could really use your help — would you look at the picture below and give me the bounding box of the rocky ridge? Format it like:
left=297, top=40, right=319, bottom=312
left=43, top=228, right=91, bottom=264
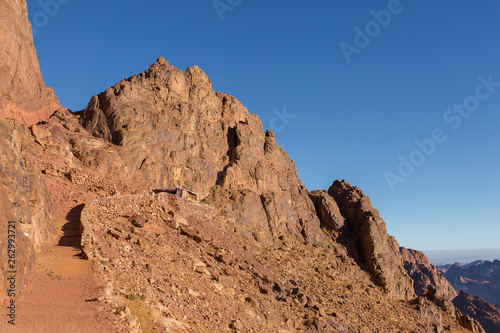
left=79, top=57, right=325, bottom=249
left=24, top=61, right=479, bottom=331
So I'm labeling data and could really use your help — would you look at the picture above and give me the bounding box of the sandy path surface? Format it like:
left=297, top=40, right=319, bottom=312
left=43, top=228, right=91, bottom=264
left=1, top=204, right=124, bottom=333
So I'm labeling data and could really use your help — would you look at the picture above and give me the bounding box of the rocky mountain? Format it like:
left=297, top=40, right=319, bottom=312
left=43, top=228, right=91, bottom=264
left=0, top=0, right=492, bottom=332
left=79, top=57, right=325, bottom=249
left=401, top=248, right=500, bottom=333
left=440, top=260, right=500, bottom=308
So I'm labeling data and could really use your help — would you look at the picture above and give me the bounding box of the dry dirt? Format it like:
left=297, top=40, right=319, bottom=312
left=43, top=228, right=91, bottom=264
left=0, top=203, right=127, bottom=333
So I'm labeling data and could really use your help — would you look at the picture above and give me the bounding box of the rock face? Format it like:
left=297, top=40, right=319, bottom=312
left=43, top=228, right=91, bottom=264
left=0, top=0, right=60, bottom=125
left=0, top=118, right=55, bottom=304
left=0, top=0, right=57, bottom=305
left=80, top=58, right=324, bottom=247
left=400, top=247, right=458, bottom=299
left=309, top=180, right=414, bottom=300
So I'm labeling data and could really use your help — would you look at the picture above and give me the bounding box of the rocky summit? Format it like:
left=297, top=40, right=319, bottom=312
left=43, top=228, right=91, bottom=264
left=0, top=1, right=498, bottom=332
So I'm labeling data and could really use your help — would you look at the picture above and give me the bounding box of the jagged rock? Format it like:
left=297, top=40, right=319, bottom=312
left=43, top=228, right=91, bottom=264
left=455, top=308, right=486, bottom=333
left=80, top=58, right=324, bottom=247
left=412, top=297, right=445, bottom=333
left=327, top=180, right=414, bottom=300
left=0, top=0, right=60, bottom=125
left=309, top=190, right=345, bottom=232
left=400, top=247, right=457, bottom=300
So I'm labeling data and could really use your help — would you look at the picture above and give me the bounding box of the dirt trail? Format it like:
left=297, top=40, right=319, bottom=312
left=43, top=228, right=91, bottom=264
left=1, top=204, right=124, bottom=333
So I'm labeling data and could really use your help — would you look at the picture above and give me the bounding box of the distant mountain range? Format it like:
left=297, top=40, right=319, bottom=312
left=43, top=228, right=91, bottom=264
left=437, top=260, right=500, bottom=309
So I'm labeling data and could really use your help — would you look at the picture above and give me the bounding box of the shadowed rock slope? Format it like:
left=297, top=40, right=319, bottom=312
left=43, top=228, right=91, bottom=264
left=401, top=247, right=499, bottom=333
left=310, top=181, right=414, bottom=300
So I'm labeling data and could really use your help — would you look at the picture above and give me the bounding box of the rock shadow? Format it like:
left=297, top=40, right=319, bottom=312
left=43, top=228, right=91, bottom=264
left=57, top=204, right=85, bottom=252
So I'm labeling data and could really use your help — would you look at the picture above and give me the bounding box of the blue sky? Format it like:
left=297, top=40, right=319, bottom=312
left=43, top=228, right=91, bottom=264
left=28, top=0, right=500, bottom=252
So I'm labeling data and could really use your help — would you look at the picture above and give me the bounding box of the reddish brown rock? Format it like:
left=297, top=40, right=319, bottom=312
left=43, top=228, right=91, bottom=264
left=79, top=58, right=324, bottom=247
left=309, top=190, right=345, bottom=232
left=400, top=246, right=499, bottom=332
left=327, top=180, right=414, bottom=300
left=0, top=0, right=60, bottom=125
left=400, top=247, right=458, bottom=300
left=0, top=118, right=55, bottom=304
left=453, top=290, right=500, bottom=333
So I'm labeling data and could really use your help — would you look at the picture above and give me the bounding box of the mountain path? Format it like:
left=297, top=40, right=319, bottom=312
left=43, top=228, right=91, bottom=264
left=1, top=203, right=124, bottom=333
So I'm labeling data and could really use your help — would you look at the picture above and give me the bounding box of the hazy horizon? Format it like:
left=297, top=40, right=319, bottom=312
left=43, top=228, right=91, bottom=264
left=422, top=248, right=500, bottom=265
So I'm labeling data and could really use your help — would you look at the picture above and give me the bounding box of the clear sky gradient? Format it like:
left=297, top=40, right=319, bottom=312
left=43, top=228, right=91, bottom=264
left=27, top=0, right=500, bottom=252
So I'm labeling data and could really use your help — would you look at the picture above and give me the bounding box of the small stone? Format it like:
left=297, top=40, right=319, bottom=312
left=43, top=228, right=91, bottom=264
left=272, top=282, right=283, bottom=294
left=259, top=283, right=271, bottom=294
left=107, top=229, right=121, bottom=239
left=298, top=294, right=308, bottom=307
left=312, top=304, right=326, bottom=317
left=188, top=289, right=200, bottom=297
left=229, top=319, right=244, bottom=331
left=195, top=266, right=210, bottom=275
left=129, top=214, right=146, bottom=228
left=115, top=305, right=127, bottom=315
left=180, top=226, right=203, bottom=243
left=218, top=275, right=234, bottom=288
left=216, top=254, right=234, bottom=265
left=193, top=259, right=206, bottom=267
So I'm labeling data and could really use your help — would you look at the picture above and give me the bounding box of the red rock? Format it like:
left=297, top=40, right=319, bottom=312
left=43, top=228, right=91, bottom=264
left=0, top=0, right=60, bottom=125
left=400, top=247, right=457, bottom=300
left=80, top=58, right=325, bottom=247
left=314, top=180, right=415, bottom=300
